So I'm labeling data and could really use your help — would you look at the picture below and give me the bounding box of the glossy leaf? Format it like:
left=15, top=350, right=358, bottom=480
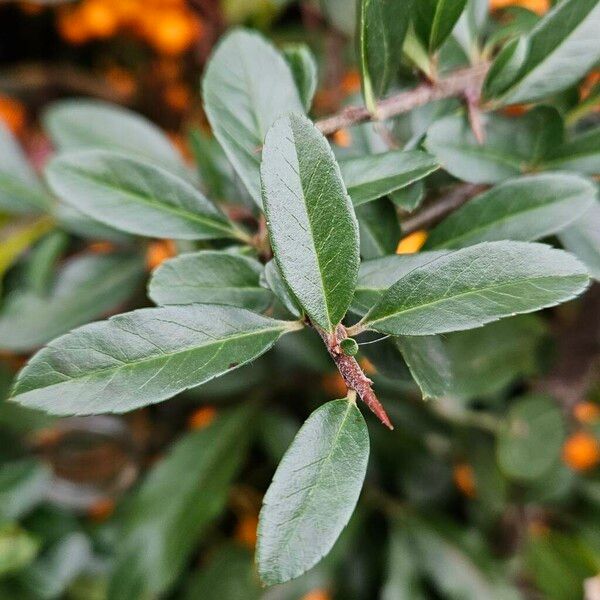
left=484, top=0, right=600, bottom=105
left=0, top=252, right=144, bottom=352
left=360, top=241, right=589, bottom=335
left=109, top=406, right=252, bottom=598
left=261, top=113, right=359, bottom=332
left=339, top=149, right=439, bottom=206
left=43, top=98, right=186, bottom=174
left=0, top=123, right=51, bottom=214
left=357, top=0, right=410, bottom=111
left=203, top=29, right=304, bottom=205
left=9, top=305, right=298, bottom=415
left=414, top=0, right=468, bottom=51
left=283, top=43, right=318, bottom=111
left=424, top=108, right=563, bottom=183
left=257, top=399, right=369, bottom=585
left=425, top=173, right=597, bottom=249
left=46, top=150, right=240, bottom=240
left=497, top=395, right=565, bottom=480
left=148, top=250, right=272, bottom=311
left=559, top=202, right=600, bottom=281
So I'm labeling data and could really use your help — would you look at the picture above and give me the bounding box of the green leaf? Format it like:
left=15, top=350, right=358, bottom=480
left=46, top=150, right=241, bottom=241
left=109, top=406, right=252, bottom=598
left=203, top=29, right=304, bottom=206
left=484, top=0, right=600, bottom=105
left=43, top=99, right=186, bottom=175
left=356, top=198, right=400, bottom=259
left=543, top=125, right=600, bottom=174
left=339, top=149, right=439, bottom=206
left=184, top=545, right=261, bottom=600
left=359, top=241, right=589, bottom=336
left=0, top=252, right=144, bottom=352
left=424, top=108, right=563, bottom=183
left=0, top=123, right=52, bottom=214
left=283, top=43, right=318, bottom=111
left=0, top=525, right=39, bottom=577
left=148, top=250, right=272, bottom=312
left=452, top=0, right=488, bottom=59
left=425, top=173, right=597, bottom=249
left=357, top=0, right=410, bottom=112
left=260, top=259, right=302, bottom=317
left=0, top=460, right=50, bottom=522
left=559, top=202, right=600, bottom=281
left=257, top=399, right=369, bottom=585
left=261, top=113, right=359, bottom=332
left=396, top=335, right=452, bottom=399
left=414, top=0, right=468, bottom=52
left=497, top=395, right=565, bottom=480
left=483, top=36, right=529, bottom=99
left=390, top=181, right=425, bottom=212
left=9, top=304, right=298, bottom=415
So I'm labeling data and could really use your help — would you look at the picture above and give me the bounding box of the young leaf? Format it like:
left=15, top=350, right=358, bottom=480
left=484, top=0, right=600, bottom=105
left=46, top=150, right=242, bottom=241
left=358, top=241, right=589, bottom=336
left=414, top=0, right=468, bottom=52
left=283, top=43, right=318, bottom=111
left=559, top=202, right=600, bottom=281
left=497, top=395, right=565, bottom=480
left=43, top=98, right=186, bottom=174
left=261, top=113, right=359, bottom=332
left=149, top=250, right=272, bottom=311
left=9, top=305, right=299, bottom=415
left=424, top=108, right=563, bottom=184
left=0, top=252, right=144, bottom=352
left=339, top=149, right=439, bottom=207
left=257, top=399, right=369, bottom=585
left=425, top=173, right=597, bottom=249
left=357, top=0, right=410, bottom=112
left=109, top=406, right=252, bottom=598
left=203, top=29, right=304, bottom=206
left=0, top=123, right=52, bottom=214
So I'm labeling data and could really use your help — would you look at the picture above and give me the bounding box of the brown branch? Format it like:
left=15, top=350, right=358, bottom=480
left=400, top=183, right=487, bottom=235
left=316, top=324, right=393, bottom=430
left=316, top=62, right=490, bottom=136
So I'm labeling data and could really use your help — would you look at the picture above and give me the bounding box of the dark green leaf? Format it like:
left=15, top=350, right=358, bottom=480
left=203, top=29, right=304, bottom=206
left=261, top=113, right=359, bottom=332
left=283, top=43, right=318, bottom=111
left=559, top=202, right=600, bottom=281
left=425, top=173, right=597, bottom=249
left=0, top=124, right=52, bottom=214
left=414, top=0, right=468, bottom=52
left=357, top=0, right=410, bottom=111
left=109, top=406, right=252, bottom=598
left=257, top=399, right=369, bottom=585
left=0, top=252, right=144, bottom=352
left=260, top=259, right=302, bottom=317
left=390, top=181, right=425, bottom=212
left=46, top=150, right=242, bottom=241
left=0, top=460, right=50, bottom=521
left=497, top=395, right=565, bottom=480
left=543, top=125, right=600, bottom=174
left=356, top=198, right=400, bottom=259
left=10, top=305, right=299, bottom=415
left=339, top=149, right=439, bottom=206
left=484, top=0, right=600, bottom=104
left=148, top=250, right=272, bottom=311
left=359, top=241, right=589, bottom=335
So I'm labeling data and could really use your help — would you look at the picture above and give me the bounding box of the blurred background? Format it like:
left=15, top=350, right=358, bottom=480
left=0, top=1, right=599, bottom=599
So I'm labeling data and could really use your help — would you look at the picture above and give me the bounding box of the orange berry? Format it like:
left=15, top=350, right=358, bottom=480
left=453, top=463, right=477, bottom=498
left=396, top=230, right=428, bottom=254
left=56, top=10, right=90, bottom=45
left=341, top=69, right=361, bottom=95
left=528, top=520, right=550, bottom=537
left=562, top=432, right=600, bottom=471
left=147, top=10, right=199, bottom=56
left=145, top=239, right=177, bottom=270
left=0, top=94, right=26, bottom=135
left=234, top=514, right=258, bottom=549
left=88, top=497, right=115, bottom=522
left=489, top=0, right=549, bottom=15
left=574, top=402, right=600, bottom=425
left=332, top=128, right=352, bottom=148
left=80, top=0, right=118, bottom=39
left=104, top=66, right=137, bottom=99
left=321, top=372, right=347, bottom=398
left=300, top=590, right=331, bottom=600
left=580, top=70, right=600, bottom=101
left=19, top=2, right=44, bottom=15
left=359, top=357, right=377, bottom=376
left=163, top=83, right=191, bottom=112
left=87, top=241, right=116, bottom=254
left=502, top=104, right=529, bottom=117
left=188, top=406, right=217, bottom=430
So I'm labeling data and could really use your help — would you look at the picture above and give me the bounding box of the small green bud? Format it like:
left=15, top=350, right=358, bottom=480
left=340, top=337, right=359, bottom=356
